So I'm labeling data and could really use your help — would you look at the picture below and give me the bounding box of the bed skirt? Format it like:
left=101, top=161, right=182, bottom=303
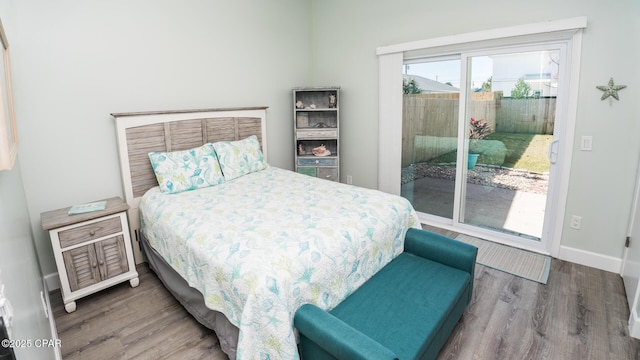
left=140, top=233, right=239, bottom=359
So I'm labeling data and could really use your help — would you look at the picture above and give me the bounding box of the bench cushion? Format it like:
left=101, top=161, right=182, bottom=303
left=329, top=252, right=471, bottom=359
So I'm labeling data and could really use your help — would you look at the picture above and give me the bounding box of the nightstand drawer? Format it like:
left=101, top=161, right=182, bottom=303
left=58, top=217, right=123, bottom=248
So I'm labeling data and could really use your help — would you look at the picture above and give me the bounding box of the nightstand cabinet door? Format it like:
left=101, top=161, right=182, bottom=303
left=62, top=235, right=130, bottom=292
left=63, top=244, right=101, bottom=292
left=95, top=235, right=129, bottom=280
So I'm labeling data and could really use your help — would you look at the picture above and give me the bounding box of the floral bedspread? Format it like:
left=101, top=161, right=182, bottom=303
left=140, top=167, right=420, bottom=359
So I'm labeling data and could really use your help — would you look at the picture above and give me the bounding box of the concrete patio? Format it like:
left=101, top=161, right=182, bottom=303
left=402, top=176, right=547, bottom=239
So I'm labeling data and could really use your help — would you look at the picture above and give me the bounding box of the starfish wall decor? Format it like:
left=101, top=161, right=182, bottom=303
left=596, top=77, right=627, bottom=105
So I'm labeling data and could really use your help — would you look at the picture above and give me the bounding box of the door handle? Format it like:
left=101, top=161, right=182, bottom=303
left=548, top=139, right=559, bottom=164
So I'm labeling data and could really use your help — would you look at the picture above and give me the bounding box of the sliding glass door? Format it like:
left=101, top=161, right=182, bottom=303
left=401, top=58, right=460, bottom=219
left=402, top=44, right=565, bottom=249
left=460, top=49, right=559, bottom=239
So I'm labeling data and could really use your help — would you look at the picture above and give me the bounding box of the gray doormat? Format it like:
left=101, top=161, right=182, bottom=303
left=455, top=234, right=551, bottom=284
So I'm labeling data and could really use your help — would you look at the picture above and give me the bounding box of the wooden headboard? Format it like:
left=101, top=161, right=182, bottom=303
left=113, top=107, right=268, bottom=263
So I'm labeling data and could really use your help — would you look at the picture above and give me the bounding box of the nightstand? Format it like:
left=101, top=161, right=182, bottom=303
left=41, top=197, right=139, bottom=313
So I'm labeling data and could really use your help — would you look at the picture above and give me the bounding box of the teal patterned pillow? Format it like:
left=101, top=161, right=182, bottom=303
left=148, top=143, right=225, bottom=194
left=213, top=135, right=267, bottom=181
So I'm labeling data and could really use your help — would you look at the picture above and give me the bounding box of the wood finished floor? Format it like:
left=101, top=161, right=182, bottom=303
left=51, top=265, right=227, bottom=360
left=52, top=229, right=640, bottom=360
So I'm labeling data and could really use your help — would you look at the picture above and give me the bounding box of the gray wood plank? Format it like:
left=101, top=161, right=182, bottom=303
left=52, top=265, right=226, bottom=360
left=41, top=197, right=128, bottom=231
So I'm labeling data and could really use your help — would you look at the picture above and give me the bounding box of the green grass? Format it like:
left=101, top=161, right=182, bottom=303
left=427, top=132, right=552, bottom=173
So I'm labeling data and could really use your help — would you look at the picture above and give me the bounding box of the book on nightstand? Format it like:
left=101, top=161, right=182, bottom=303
left=68, top=201, right=107, bottom=215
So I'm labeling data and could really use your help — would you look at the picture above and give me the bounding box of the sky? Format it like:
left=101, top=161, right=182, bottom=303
left=404, top=56, right=494, bottom=89
left=404, top=50, right=561, bottom=96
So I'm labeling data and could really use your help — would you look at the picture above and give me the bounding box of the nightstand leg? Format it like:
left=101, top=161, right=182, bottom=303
left=129, top=277, right=139, bottom=288
left=64, top=301, right=76, bottom=313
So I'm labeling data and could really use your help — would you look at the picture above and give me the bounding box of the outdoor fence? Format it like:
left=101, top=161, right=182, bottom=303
left=496, top=97, right=556, bottom=134
left=402, top=93, right=555, bottom=167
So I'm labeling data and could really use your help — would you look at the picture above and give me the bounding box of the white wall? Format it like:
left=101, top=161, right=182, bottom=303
left=309, top=1, right=640, bottom=264
left=0, top=4, right=56, bottom=359
left=11, top=0, right=312, bottom=276
left=0, top=160, right=56, bottom=360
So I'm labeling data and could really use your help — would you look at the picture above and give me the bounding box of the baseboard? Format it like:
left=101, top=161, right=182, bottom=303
left=630, top=308, right=640, bottom=339
left=558, top=245, right=622, bottom=274
left=42, top=280, right=62, bottom=360
left=44, top=273, right=60, bottom=292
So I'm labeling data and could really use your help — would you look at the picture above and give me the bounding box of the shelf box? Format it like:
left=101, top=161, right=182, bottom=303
left=297, top=167, right=317, bottom=177
left=294, top=89, right=339, bottom=110
left=317, top=167, right=339, bottom=182
left=298, top=157, right=338, bottom=167
left=296, top=139, right=337, bottom=156
left=296, top=130, right=338, bottom=139
left=295, top=111, right=338, bottom=129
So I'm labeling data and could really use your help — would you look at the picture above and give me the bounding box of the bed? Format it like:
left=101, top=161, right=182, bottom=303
left=113, top=107, right=420, bottom=359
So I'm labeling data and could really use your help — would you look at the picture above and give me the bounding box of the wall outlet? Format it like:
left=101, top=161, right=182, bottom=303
left=346, top=175, right=353, bottom=185
left=570, top=215, right=582, bottom=229
left=580, top=136, right=593, bottom=151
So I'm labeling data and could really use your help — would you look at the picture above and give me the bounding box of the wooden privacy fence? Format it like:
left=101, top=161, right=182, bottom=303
left=402, top=93, right=555, bottom=167
left=496, top=97, right=556, bottom=134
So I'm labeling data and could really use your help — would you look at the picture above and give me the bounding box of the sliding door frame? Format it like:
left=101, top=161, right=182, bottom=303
left=377, top=17, right=586, bottom=257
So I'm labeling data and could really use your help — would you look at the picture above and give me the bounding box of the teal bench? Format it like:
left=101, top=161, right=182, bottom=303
left=294, top=228, right=478, bottom=360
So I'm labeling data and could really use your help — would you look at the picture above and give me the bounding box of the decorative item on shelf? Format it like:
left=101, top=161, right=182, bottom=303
left=309, top=104, right=316, bottom=109
left=596, top=77, right=627, bottom=105
left=329, top=94, right=337, bottom=108
left=312, top=144, right=331, bottom=157
left=296, top=100, right=305, bottom=109
left=298, top=144, right=306, bottom=156
left=297, top=112, right=309, bottom=127
left=468, top=117, right=491, bottom=169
